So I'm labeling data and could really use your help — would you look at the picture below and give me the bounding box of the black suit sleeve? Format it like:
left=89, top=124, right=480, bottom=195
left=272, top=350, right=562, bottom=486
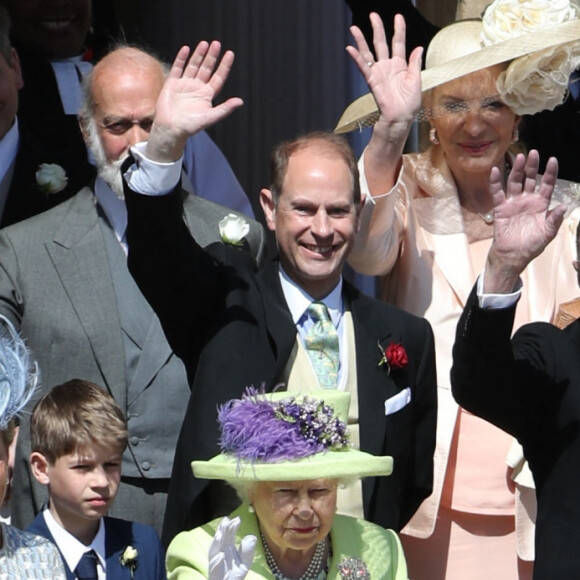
left=124, top=183, right=251, bottom=384
left=451, top=285, right=562, bottom=442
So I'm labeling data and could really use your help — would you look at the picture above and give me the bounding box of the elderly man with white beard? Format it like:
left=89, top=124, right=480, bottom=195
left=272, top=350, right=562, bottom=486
left=0, top=44, right=265, bottom=535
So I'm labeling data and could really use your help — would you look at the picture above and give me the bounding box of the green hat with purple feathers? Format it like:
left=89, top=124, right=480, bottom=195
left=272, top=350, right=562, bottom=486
left=192, top=389, right=392, bottom=482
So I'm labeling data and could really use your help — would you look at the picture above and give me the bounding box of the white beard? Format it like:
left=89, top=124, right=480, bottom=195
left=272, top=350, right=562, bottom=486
left=96, top=156, right=126, bottom=200
left=85, top=119, right=127, bottom=200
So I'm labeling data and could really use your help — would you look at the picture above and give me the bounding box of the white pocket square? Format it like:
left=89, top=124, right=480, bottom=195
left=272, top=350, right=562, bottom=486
left=384, top=387, right=412, bottom=416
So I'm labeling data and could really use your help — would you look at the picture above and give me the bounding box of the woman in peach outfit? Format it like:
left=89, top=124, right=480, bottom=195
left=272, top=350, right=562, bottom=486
left=339, top=1, right=580, bottom=578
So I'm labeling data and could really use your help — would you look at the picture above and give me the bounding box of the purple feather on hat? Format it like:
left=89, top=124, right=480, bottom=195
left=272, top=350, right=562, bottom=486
left=218, top=389, right=348, bottom=463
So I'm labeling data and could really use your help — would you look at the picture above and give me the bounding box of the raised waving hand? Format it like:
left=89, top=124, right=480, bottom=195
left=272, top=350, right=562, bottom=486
left=147, top=41, right=243, bottom=162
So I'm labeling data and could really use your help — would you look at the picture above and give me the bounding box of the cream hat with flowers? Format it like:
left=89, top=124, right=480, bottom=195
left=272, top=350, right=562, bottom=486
left=192, top=390, right=393, bottom=482
left=335, top=0, right=580, bottom=133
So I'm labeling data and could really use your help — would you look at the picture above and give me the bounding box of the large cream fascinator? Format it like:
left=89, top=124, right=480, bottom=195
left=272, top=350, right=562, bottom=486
left=336, top=0, right=580, bottom=133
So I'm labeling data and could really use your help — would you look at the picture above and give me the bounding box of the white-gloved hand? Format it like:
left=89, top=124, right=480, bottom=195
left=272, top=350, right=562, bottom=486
left=208, top=516, right=257, bottom=580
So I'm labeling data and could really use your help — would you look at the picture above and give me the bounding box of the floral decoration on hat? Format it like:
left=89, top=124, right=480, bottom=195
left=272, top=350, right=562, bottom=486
left=378, top=341, right=408, bottom=374
left=219, top=213, right=250, bottom=247
left=35, top=163, right=68, bottom=195
left=219, top=388, right=349, bottom=464
left=482, top=0, right=580, bottom=114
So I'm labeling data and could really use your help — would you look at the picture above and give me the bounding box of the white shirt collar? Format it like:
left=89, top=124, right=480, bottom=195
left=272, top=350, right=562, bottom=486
left=43, top=508, right=106, bottom=576
left=94, top=176, right=128, bottom=252
left=278, top=265, right=343, bottom=326
left=0, top=119, right=19, bottom=185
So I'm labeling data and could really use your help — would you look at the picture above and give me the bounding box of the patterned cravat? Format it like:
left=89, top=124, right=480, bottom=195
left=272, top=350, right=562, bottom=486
left=304, top=301, right=339, bottom=389
left=75, top=550, right=98, bottom=580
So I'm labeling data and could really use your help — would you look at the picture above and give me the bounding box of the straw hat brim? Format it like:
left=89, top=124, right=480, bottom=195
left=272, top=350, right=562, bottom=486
left=192, top=449, right=393, bottom=482
left=335, top=19, right=580, bottom=134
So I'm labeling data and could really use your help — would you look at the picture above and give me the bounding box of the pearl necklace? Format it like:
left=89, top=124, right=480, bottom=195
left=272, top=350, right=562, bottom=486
left=261, top=534, right=327, bottom=580
left=473, top=159, right=512, bottom=226
left=478, top=211, right=494, bottom=225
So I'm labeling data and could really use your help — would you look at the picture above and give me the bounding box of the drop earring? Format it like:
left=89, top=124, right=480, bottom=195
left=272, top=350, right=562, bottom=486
left=429, top=127, right=440, bottom=145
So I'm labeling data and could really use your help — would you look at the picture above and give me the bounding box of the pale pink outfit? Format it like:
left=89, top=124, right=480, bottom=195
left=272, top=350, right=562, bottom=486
left=349, top=147, right=580, bottom=579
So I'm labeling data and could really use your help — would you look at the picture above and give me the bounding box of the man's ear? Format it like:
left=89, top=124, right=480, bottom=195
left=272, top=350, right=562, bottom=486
left=9, top=48, right=23, bottom=91
left=78, top=116, right=88, bottom=143
left=259, top=188, right=277, bottom=232
left=30, top=452, right=51, bottom=485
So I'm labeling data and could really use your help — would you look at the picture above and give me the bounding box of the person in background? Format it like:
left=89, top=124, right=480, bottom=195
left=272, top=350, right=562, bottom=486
left=0, top=317, right=66, bottom=579
left=28, top=379, right=166, bottom=580
left=0, top=7, right=86, bottom=227
left=339, top=2, right=580, bottom=578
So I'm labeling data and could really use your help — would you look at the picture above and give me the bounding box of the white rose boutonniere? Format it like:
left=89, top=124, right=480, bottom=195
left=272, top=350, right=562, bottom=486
left=120, top=545, right=138, bottom=578
left=219, top=213, right=250, bottom=247
left=35, top=163, right=68, bottom=194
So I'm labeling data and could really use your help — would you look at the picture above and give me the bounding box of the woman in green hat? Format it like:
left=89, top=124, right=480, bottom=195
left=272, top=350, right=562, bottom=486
left=166, top=390, right=407, bottom=580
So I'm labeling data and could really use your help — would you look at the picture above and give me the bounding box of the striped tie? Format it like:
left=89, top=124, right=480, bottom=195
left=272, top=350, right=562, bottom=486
left=304, top=302, right=339, bottom=389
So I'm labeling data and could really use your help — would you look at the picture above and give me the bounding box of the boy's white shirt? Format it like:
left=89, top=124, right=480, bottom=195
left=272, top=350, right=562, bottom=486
left=43, top=508, right=106, bottom=580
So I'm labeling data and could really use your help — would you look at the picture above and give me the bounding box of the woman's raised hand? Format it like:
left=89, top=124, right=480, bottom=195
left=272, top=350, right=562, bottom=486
left=347, top=13, right=423, bottom=127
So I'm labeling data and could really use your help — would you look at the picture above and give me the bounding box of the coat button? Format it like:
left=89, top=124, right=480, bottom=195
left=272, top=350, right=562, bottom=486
left=141, top=461, right=151, bottom=471
left=130, top=436, right=140, bottom=446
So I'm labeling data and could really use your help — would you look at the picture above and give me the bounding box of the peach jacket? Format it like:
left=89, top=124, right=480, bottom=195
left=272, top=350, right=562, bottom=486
left=348, top=146, right=580, bottom=558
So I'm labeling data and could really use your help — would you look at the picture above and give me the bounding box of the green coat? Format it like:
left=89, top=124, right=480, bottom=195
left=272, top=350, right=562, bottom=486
left=167, top=504, right=408, bottom=579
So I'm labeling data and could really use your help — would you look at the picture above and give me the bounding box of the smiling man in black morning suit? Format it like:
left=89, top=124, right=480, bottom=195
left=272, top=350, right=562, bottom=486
left=121, top=40, right=437, bottom=545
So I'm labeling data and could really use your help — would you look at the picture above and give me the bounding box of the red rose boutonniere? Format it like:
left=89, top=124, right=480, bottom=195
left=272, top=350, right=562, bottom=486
left=378, top=341, right=408, bottom=374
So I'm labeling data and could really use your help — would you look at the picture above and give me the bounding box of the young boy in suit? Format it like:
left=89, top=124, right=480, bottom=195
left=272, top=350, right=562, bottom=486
left=27, top=379, right=167, bottom=580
